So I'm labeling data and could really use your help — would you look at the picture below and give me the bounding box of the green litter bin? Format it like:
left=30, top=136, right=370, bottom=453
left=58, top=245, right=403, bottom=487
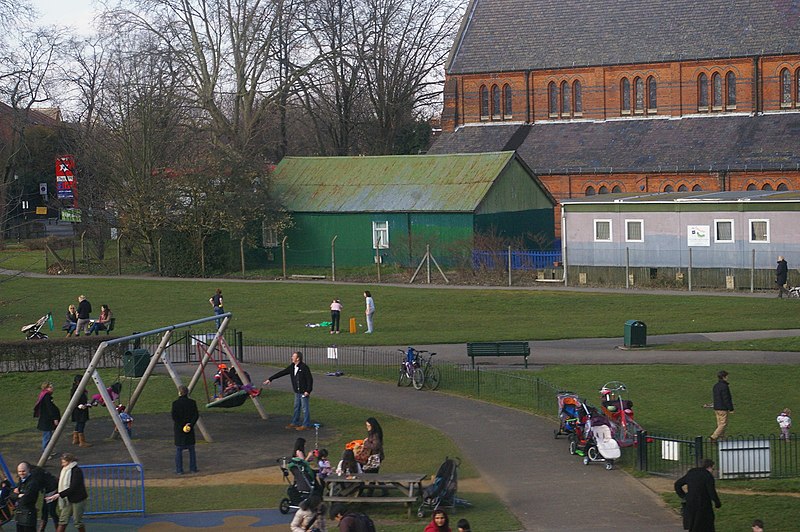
left=624, top=320, right=647, bottom=347
left=123, top=348, right=151, bottom=377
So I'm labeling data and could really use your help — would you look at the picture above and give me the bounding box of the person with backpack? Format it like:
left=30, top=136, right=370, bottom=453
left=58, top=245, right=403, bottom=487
left=329, top=503, right=375, bottom=532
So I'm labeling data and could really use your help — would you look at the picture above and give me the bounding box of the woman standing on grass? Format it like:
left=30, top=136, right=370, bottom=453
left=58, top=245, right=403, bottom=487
left=363, top=291, right=375, bottom=334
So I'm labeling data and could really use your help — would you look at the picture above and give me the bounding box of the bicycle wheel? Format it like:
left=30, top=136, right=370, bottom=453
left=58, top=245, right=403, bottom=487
left=398, top=367, right=411, bottom=387
left=424, top=365, right=441, bottom=390
left=412, top=367, right=425, bottom=390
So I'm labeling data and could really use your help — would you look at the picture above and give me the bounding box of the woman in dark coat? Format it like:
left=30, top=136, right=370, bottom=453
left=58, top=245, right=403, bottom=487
left=674, top=459, right=721, bottom=532
left=360, top=417, right=384, bottom=473
left=34, top=382, right=60, bottom=452
left=46, top=453, right=88, bottom=532
left=70, top=375, right=92, bottom=448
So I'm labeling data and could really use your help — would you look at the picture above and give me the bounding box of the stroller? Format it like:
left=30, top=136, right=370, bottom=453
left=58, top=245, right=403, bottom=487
left=581, top=422, right=622, bottom=470
left=21, top=312, right=52, bottom=340
left=278, top=457, right=322, bottom=514
left=554, top=392, right=590, bottom=439
left=417, top=457, right=471, bottom=518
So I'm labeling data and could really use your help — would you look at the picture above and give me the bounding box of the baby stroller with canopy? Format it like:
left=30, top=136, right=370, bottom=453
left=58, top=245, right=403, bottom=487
left=581, top=420, right=622, bottom=470
left=554, top=392, right=591, bottom=439
left=21, top=313, right=52, bottom=340
left=417, top=457, right=471, bottom=518
left=278, top=456, right=322, bottom=514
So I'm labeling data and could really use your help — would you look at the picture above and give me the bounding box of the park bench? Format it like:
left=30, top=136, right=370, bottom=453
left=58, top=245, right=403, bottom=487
left=467, top=341, right=530, bottom=368
left=105, top=317, right=116, bottom=335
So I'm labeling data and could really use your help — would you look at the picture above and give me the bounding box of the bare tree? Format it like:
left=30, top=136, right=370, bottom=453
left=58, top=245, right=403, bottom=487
left=356, top=0, right=461, bottom=153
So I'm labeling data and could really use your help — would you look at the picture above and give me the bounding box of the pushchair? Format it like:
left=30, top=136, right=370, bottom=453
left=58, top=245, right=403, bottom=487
left=554, top=392, right=590, bottom=439
left=581, top=423, right=622, bottom=470
left=21, top=312, right=52, bottom=340
left=417, top=457, right=471, bottom=518
left=278, top=457, right=322, bottom=514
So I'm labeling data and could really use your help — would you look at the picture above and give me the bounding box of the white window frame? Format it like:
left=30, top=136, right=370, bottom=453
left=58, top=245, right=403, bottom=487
left=262, top=222, right=279, bottom=248
left=714, top=219, right=734, bottom=243
left=594, top=219, right=612, bottom=242
left=372, top=221, right=389, bottom=249
left=625, top=219, right=644, bottom=242
left=749, top=219, right=770, bottom=243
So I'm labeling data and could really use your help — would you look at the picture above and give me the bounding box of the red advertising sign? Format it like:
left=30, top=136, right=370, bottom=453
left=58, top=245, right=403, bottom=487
left=56, top=155, right=77, bottom=201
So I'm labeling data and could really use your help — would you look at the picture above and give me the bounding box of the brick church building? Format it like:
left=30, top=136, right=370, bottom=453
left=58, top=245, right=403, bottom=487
left=429, top=0, right=800, bottom=234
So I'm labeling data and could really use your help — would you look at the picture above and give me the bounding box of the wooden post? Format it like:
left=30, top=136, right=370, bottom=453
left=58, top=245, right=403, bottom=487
left=282, top=236, right=288, bottom=279
left=117, top=233, right=122, bottom=275
left=240, top=237, right=245, bottom=275
left=375, top=236, right=381, bottom=283
left=427, top=244, right=431, bottom=284
left=507, top=246, right=512, bottom=287
left=157, top=237, right=162, bottom=275
left=331, top=235, right=338, bottom=282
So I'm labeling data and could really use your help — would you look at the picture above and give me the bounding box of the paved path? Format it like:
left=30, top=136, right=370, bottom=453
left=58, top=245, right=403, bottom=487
left=183, top=361, right=680, bottom=532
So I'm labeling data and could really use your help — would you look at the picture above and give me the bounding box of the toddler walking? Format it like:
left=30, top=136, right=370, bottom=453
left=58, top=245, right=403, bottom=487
left=777, top=408, right=792, bottom=440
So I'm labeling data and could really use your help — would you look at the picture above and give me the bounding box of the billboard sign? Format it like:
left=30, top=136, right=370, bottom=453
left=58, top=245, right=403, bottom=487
left=56, top=155, right=76, bottom=200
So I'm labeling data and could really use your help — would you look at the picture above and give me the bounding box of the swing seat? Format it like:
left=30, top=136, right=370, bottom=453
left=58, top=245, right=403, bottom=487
left=206, top=389, right=249, bottom=408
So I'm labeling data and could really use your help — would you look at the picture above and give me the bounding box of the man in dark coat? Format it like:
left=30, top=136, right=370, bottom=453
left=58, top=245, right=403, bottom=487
left=74, top=295, right=92, bottom=336
left=263, top=351, right=314, bottom=430
left=171, top=385, right=199, bottom=474
left=10, top=462, right=40, bottom=532
left=674, top=459, right=721, bottom=532
left=710, top=370, right=734, bottom=442
left=776, top=255, right=789, bottom=297
left=34, top=382, right=60, bottom=452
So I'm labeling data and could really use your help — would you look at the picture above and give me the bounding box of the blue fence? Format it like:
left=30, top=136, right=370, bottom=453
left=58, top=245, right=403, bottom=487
left=83, top=463, right=145, bottom=516
left=472, top=250, right=562, bottom=270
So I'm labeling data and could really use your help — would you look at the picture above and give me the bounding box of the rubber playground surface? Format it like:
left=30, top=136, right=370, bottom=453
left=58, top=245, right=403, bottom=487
left=85, top=509, right=290, bottom=531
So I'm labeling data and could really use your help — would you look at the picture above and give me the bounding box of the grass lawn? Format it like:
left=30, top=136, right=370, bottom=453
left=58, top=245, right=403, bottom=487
left=653, top=336, right=800, bottom=352
left=2, top=275, right=800, bottom=344
left=661, top=492, right=800, bottom=531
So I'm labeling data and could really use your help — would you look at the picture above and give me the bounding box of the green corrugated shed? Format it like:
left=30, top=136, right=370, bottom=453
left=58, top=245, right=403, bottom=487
left=270, top=152, right=556, bottom=267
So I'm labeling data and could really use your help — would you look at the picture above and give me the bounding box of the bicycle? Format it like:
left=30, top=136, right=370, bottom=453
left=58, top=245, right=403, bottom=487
left=417, top=351, right=441, bottom=391
left=397, top=348, right=425, bottom=389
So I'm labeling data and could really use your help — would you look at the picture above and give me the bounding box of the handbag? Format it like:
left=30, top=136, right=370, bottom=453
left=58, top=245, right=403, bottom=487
left=365, top=454, right=381, bottom=470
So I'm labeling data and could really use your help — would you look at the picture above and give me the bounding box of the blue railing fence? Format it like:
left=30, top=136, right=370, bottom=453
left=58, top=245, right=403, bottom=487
left=83, top=463, right=145, bottom=516
left=472, top=249, right=562, bottom=270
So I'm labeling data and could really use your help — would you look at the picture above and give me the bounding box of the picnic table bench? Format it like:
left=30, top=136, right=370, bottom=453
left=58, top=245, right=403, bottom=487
left=322, top=472, right=427, bottom=517
left=467, top=341, right=530, bottom=368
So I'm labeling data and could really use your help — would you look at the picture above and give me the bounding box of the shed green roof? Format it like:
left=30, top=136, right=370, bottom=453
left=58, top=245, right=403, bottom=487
left=270, top=152, right=523, bottom=212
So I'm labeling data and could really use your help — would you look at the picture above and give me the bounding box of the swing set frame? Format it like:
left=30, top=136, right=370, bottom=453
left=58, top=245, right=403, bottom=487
left=37, top=312, right=267, bottom=467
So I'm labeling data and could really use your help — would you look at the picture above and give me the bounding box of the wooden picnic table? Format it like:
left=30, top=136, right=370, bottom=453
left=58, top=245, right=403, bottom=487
left=322, top=472, right=427, bottom=517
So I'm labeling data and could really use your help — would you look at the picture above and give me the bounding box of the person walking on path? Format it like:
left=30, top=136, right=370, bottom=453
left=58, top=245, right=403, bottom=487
left=363, top=291, right=375, bottom=334
left=776, top=256, right=789, bottom=297
left=209, top=289, right=224, bottom=328
left=330, top=299, right=342, bottom=334
left=171, top=385, right=199, bottom=474
left=74, top=296, right=92, bottom=337
left=33, top=382, right=60, bottom=452
left=263, top=351, right=314, bottom=430
left=674, top=458, right=721, bottom=532
left=70, top=375, right=92, bottom=448
left=45, top=453, right=88, bottom=532
left=709, top=370, right=734, bottom=442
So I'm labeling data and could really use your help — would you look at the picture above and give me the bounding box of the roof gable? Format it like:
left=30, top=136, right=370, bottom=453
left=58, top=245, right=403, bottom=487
left=271, top=152, right=523, bottom=212
left=448, top=0, right=800, bottom=74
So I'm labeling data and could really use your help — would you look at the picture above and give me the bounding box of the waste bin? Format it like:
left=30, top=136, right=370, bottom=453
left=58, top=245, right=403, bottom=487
left=123, top=348, right=151, bottom=377
left=624, top=320, right=647, bottom=347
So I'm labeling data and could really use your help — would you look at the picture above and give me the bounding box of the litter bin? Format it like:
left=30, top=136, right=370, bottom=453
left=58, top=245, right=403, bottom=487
left=123, top=348, right=151, bottom=377
left=624, top=320, right=647, bottom=347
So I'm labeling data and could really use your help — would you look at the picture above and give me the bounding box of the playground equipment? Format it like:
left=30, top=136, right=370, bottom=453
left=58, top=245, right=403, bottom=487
left=37, top=312, right=267, bottom=468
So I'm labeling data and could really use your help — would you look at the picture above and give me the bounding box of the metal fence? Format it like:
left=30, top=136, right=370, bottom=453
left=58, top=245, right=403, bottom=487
left=472, top=249, right=562, bottom=270
left=82, top=463, right=145, bottom=516
left=637, top=431, right=800, bottom=479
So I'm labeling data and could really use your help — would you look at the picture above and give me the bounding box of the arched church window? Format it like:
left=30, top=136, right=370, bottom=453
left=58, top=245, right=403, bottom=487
left=698, top=73, right=708, bottom=110
left=548, top=82, right=558, bottom=117
left=781, top=69, right=792, bottom=106
left=561, top=81, right=571, bottom=116
left=621, top=78, right=631, bottom=113
left=503, top=84, right=512, bottom=117
left=492, top=85, right=501, bottom=118
left=573, top=81, right=582, bottom=115
left=712, top=73, right=723, bottom=110
left=634, top=77, right=644, bottom=113
left=726, top=72, right=736, bottom=108
left=480, top=86, right=489, bottom=118
left=647, top=76, right=657, bottom=112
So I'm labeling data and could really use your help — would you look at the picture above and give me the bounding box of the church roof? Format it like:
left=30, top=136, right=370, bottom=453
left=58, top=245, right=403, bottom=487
left=447, top=0, right=800, bottom=74
left=427, top=114, right=800, bottom=174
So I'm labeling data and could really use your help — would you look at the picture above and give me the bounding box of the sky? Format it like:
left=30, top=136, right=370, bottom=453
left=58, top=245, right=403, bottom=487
left=30, top=0, right=98, bottom=35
